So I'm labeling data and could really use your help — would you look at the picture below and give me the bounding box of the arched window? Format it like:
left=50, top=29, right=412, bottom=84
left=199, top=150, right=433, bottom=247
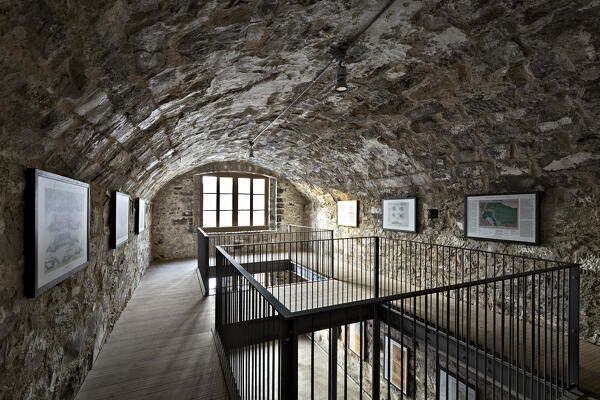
left=200, top=173, right=268, bottom=232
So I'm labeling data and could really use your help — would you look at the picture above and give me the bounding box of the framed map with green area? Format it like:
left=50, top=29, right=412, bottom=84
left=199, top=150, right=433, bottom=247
left=465, top=193, right=539, bottom=245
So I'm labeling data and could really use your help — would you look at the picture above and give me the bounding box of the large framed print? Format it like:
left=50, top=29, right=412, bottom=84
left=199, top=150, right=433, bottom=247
left=464, top=192, right=539, bottom=245
left=111, top=192, right=130, bottom=248
left=384, top=336, right=409, bottom=395
left=135, top=198, right=146, bottom=234
left=438, top=368, right=477, bottom=400
left=382, top=198, right=417, bottom=232
left=24, top=169, right=90, bottom=297
left=337, top=200, right=358, bottom=227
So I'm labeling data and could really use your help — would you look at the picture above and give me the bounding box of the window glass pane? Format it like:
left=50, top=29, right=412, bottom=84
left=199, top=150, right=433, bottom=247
left=253, top=210, right=265, bottom=226
left=238, top=211, right=250, bottom=226
left=253, top=178, right=265, bottom=194
left=202, top=176, right=217, bottom=193
left=203, top=211, right=217, bottom=227
left=220, top=194, right=232, bottom=210
left=238, top=178, right=251, bottom=194
left=220, top=177, right=233, bottom=193
left=203, top=194, right=217, bottom=210
left=238, top=194, right=250, bottom=210
left=253, top=195, right=265, bottom=210
left=219, top=211, right=232, bottom=227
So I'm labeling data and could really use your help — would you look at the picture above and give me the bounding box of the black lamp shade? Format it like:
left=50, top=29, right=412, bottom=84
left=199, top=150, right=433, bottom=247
left=336, top=64, right=348, bottom=92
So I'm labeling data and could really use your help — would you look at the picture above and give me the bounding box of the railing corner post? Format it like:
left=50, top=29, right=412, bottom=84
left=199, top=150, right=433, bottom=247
left=568, top=265, right=580, bottom=390
left=279, top=317, right=298, bottom=400
left=215, top=248, right=223, bottom=333
left=197, top=228, right=209, bottom=296
left=372, top=304, right=381, bottom=400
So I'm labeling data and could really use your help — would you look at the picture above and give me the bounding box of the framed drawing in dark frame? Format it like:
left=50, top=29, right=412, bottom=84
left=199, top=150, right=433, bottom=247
left=337, top=200, right=358, bottom=227
left=382, top=197, right=417, bottom=232
left=111, top=191, right=130, bottom=248
left=437, top=367, right=477, bottom=400
left=384, top=335, right=409, bottom=395
left=135, top=198, right=146, bottom=234
left=24, top=169, right=90, bottom=298
left=464, top=192, right=540, bottom=245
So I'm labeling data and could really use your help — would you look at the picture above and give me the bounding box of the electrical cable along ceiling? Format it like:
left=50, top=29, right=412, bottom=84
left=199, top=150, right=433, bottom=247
left=248, top=0, right=399, bottom=158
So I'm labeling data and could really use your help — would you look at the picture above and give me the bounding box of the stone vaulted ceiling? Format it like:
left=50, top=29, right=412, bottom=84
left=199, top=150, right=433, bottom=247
left=1, top=0, right=599, bottom=199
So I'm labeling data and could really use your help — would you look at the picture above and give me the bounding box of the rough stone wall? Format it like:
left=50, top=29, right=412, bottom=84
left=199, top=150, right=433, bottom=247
left=303, top=177, right=600, bottom=346
left=276, top=179, right=310, bottom=228
left=151, top=173, right=195, bottom=260
left=151, top=161, right=309, bottom=260
left=0, top=160, right=151, bottom=400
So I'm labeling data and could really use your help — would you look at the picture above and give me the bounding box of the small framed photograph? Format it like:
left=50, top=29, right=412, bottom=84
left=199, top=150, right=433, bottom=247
left=464, top=192, right=540, bottom=245
left=347, top=322, right=365, bottom=357
left=135, top=198, right=146, bottom=234
left=438, top=368, right=477, bottom=400
left=382, top=198, right=417, bottom=232
left=384, top=336, right=409, bottom=395
left=25, top=169, right=90, bottom=297
left=111, top=192, right=130, bottom=248
left=337, top=200, right=358, bottom=227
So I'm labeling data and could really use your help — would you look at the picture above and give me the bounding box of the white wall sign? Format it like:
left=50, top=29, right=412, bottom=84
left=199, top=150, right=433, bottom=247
left=337, top=200, right=358, bottom=227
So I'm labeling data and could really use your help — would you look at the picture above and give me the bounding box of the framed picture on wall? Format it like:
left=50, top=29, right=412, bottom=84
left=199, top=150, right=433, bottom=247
left=464, top=192, right=540, bottom=245
left=337, top=200, right=358, bottom=227
left=382, top=198, right=417, bottom=232
left=384, top=336, right=409, bottom=395
left=347, top=322, right=364, bottom=357
left=135, top=198, right=146, bottom=234
left=111, top=191, right=130, bottom=248
left=24, top=169, right=90, bottom=297
left=438, top=368, right=477, bottom=400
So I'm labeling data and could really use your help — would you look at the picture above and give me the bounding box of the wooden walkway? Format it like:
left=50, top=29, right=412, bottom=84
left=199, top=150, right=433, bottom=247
left=75, top=259, right=228, bottom=400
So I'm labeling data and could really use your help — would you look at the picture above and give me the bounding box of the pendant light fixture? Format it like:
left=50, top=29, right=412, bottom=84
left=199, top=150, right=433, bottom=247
left=335, top=61, right=348, bottom=92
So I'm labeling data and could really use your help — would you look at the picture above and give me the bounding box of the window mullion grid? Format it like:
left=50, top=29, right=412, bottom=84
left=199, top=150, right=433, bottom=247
left=233, top=177, right=238, bottom=227
left=263, top=180, right=267, bottom=227
left=216, top=176, right=221, bottom=228
left=250, top=177, right=254, bottom=227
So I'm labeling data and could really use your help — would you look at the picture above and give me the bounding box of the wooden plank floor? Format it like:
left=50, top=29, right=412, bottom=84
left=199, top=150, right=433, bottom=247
left=75, top=259, right=228, bottom=400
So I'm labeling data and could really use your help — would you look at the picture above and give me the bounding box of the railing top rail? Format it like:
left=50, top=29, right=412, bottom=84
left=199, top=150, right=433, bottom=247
left=287, top=224, right=333, bottom=231
left=379, top=237, right=579, bottom=267
left=219, top=236, right=374, bottom=248
left=202, top=227, right=333, bottom=237
left=197, top=227, right=209, bottom=237
left=287, top=260, right=580, bottom=319
left=218, top=235, right=577, bottom=268
left=216, top=246, right=292, bottom=318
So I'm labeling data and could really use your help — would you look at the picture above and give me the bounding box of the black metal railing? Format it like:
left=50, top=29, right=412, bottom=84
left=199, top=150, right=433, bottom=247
left=197, top=225, right=333, bottom=295
left=213, top=236, right=580, bottom=400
